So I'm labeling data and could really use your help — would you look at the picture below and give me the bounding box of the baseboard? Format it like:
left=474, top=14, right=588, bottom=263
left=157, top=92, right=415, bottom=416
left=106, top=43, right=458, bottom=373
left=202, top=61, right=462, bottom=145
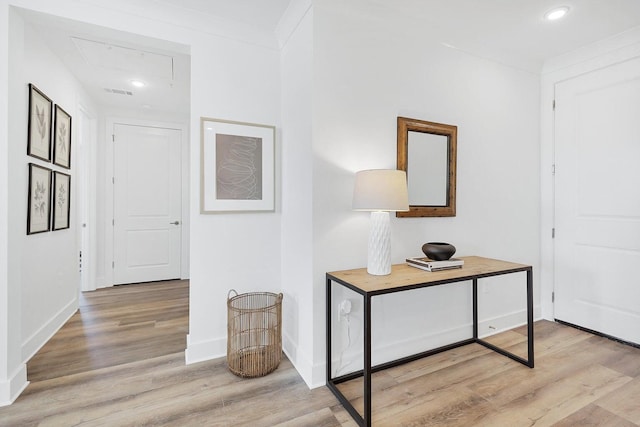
left=183, top=332, right=325, bottom=389
left=184, top=334, right=225, bottom=365
left=332, top=323, right=473, bottom=377
left=477, top=308, right=531, bottom=338
left=331, top=309, right=542, bottom=378
left=21, top=296, right=78, bottom=362
left=282, top=331, right=325, bottom=389
left=0, top=364, right=29, bottom=407
left=184, top=309, right=541, bottom=389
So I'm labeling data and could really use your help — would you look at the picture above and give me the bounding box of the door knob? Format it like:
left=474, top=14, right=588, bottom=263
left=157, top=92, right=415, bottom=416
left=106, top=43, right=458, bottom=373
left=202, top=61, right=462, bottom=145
left=170, top=221, right=180, bottom=225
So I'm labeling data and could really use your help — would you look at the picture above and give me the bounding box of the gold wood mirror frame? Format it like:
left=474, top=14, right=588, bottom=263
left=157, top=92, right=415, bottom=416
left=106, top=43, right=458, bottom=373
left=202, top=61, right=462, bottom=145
left=397, top=117, right=457, bottom=217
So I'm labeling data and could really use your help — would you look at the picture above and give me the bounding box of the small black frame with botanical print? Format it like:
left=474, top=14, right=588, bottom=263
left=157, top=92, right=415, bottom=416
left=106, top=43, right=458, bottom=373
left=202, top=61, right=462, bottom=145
left=27, top=163, right=52, bottom=234
left=53, top=105, right=72, bottom=169
left=52, top=171, right=71, bottom=231
left=27, top=84, right=53, bottom=162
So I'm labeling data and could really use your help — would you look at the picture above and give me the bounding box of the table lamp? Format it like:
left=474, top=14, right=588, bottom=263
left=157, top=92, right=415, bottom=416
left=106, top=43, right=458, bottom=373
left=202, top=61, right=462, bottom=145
left=353, top=169, right=409, bottom=275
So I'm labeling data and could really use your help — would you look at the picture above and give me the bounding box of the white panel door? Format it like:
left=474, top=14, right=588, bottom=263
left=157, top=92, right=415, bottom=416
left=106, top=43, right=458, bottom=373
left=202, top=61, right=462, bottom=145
left=113, top=124, right=181, bottom=285
left=554, top=57, right=640, bottom=344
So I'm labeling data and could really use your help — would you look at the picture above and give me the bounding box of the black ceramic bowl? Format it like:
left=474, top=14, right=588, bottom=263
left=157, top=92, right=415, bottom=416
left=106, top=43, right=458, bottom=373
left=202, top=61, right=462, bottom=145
left=421, top=242, right=456, bottom=261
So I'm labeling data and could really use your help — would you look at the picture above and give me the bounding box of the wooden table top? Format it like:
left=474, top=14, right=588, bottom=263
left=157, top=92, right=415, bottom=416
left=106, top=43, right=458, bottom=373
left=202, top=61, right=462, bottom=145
left=327, top=256, right=531, bottom=294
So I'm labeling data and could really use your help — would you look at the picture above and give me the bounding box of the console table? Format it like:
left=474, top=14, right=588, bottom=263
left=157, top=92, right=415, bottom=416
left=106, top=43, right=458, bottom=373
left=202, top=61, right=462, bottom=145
left=326, top=256, right=533, bottom=427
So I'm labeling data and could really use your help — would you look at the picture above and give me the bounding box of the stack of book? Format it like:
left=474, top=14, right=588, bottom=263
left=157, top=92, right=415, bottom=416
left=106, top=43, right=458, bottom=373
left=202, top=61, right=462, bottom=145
left=406, top=257, right=464, bottom=272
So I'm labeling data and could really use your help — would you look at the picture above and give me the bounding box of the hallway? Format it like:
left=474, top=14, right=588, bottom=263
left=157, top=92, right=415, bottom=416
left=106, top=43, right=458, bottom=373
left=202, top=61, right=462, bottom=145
left=27, top=280, right=189, bottom=382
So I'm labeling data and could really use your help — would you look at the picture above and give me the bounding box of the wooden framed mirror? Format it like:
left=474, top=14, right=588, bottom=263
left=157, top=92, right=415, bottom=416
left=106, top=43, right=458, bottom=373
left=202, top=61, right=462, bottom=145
left=396, top=117, right=457, bottom=217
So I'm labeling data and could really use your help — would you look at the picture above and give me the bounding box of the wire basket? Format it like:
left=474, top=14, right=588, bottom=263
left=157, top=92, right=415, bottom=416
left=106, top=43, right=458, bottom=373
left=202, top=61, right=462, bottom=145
left=227, top=289, right=283, bottom=378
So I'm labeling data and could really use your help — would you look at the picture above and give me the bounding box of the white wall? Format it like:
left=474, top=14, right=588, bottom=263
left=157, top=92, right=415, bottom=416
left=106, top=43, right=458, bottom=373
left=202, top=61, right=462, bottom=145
left=0, top=7, right=99, bottom=403
left=312, top=1, right=541, bottom=381
left=17, top=16, right=94, bottom=361
left=539, top=27, right=640, bottom=320
left=0, top=0, right=283, bottom=403
left=0, top=2, right=10, bottom=404
left=280, top=6, right=314, bottom=384
left=0, top=6, right=20, bottom=404
left=186, top=35, right=281, bottom=364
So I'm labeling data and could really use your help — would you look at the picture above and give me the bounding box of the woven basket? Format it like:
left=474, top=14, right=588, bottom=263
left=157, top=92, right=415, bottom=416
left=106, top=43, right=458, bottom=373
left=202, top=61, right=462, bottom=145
left=227, top=290, right=283, bottom=378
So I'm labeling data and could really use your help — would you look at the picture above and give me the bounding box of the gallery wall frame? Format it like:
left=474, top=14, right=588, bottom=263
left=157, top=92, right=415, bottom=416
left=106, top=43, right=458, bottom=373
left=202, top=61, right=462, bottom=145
left=52, top=171, right=71, bottom=231
left=200, top=117, right=275, bottom=213
left=27, top=163, right=52, bottom=235
left=27, top=83, right=53, bottom=162
left=53, top=105, right=72, bottom=169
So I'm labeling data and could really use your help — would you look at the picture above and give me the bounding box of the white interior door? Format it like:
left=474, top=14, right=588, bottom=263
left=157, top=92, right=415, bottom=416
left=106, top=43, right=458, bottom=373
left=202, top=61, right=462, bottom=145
left=554, top=57, right=640, bottom=344
left=113, top=124, right=181, bottom=285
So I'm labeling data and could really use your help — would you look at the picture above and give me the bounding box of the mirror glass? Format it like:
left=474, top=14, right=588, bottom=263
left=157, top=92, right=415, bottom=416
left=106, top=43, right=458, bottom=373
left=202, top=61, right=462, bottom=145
left=397, top=117, right=457, bottom=217
left=407, top=131, right=448, bottom=206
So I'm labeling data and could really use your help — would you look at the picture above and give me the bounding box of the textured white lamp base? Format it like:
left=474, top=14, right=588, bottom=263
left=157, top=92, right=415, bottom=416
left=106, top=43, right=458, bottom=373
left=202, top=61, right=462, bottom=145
left=367, top=211, right=391, bottom=275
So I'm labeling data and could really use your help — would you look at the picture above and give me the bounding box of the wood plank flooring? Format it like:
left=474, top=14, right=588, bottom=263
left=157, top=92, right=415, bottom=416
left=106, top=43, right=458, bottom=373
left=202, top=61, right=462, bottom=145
left=1, top=280, right=639, bottom=426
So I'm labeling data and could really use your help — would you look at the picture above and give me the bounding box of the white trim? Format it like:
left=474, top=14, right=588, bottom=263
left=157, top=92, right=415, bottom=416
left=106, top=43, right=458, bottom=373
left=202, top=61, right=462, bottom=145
left=183, top=329, right=325, bottom=389
left=328, top=310, right=542, bottom=387
left=282, top=330, right=321, bottom=388
left=275, top=0, right=313, bottom=50
left=477, top=309, right=535, bottom=338
left=21, top=297, right=77, bottom=362
left=184, top=333, right=225, bottom=365
left=77, top=103, right=98, bottom=292
left=0, top=364, right=28, bottom=407
left=543, top=27, right=640, bottom=74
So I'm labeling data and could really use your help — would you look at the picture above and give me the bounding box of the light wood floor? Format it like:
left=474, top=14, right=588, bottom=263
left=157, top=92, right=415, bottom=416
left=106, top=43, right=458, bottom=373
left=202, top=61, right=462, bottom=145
left=1, top=281, right=639, bottom=426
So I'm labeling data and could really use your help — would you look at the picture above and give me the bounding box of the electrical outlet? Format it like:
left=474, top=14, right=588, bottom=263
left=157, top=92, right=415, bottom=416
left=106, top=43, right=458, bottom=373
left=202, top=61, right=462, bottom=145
left=338, top=299, right=352, bottom=321
left=340, top=299, right=352, bottom=315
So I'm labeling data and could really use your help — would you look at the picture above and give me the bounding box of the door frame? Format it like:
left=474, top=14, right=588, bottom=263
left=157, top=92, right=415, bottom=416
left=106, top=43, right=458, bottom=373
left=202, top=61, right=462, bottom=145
left=540, top=30, right=640, bottom=320
left=77, top=103, right=98, bottom=292
left=103, top=117, right=190, bottom=287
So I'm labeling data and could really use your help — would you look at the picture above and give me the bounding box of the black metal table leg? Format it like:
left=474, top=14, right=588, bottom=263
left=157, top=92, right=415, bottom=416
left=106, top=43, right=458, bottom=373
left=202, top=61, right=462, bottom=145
left=527, top=268, right=534, bottom=368
left=363, top=294, right=372, bottom=427
left=326, top=277, right=332, bottom=384
left=475, top=269, right=535, bottom=368
left=473, top=278, right=478, bottom=340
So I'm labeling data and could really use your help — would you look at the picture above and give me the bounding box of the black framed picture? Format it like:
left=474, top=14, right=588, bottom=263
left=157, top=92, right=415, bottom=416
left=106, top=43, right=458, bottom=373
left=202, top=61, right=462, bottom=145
left=53, top=105, right=72, bottom=169
left=52, top=171, right=71, bottom=231
left=27, top=84, right=53, bottom=162
left=27, top=163, right=52, bottom=234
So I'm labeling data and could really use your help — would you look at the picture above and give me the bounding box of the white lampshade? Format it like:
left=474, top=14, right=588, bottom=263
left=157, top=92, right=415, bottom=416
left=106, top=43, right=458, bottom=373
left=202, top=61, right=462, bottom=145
left=352, top=169, right=410, bottom=211
left=352, top=169, right=409, bottom=275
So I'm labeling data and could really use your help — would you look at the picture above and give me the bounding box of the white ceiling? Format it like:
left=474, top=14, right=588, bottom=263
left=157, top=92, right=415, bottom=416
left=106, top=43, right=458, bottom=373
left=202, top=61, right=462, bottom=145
left=22, top=8, right=191, bottom=115
left=19, top=1, right=640, bottom=114
left=404, top=0, right=640, bottom=72
left=154, top=0, right=293, bottom=32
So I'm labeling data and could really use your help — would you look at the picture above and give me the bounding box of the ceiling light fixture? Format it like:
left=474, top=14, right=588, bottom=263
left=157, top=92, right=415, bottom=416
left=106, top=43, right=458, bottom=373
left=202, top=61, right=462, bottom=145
left=544, top=6, right=570, bottom=21
left=130, top=79, right=146, bottom=88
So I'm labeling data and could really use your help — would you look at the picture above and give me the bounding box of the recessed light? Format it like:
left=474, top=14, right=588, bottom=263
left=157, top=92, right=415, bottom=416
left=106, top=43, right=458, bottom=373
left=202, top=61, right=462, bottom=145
left=130, top=79, right=146, bottom=88
left=544, top=6, right=570, bottom=21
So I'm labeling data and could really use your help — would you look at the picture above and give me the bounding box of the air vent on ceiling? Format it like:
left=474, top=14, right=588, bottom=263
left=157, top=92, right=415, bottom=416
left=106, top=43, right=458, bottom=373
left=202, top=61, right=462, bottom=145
left=104, top=88, right=133, bottom=96
left=72, top=37, right=175, bottom=80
